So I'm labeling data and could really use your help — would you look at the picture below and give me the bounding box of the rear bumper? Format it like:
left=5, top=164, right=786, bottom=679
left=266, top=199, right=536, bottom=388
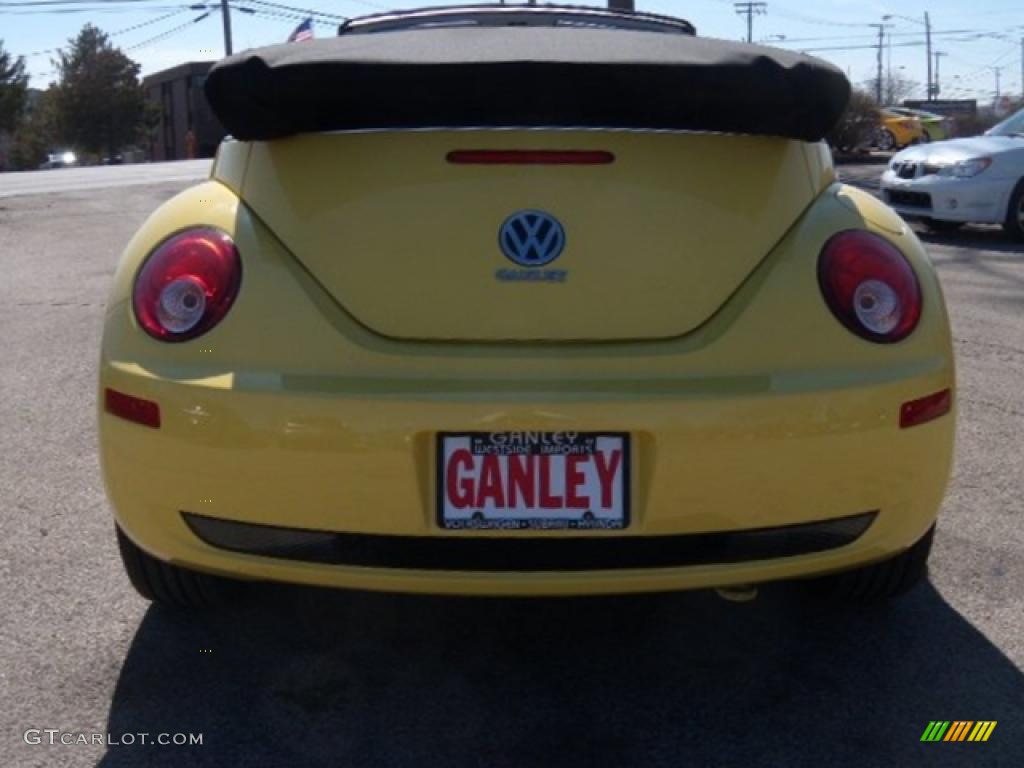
left=101, top=366, right=954, bottom=596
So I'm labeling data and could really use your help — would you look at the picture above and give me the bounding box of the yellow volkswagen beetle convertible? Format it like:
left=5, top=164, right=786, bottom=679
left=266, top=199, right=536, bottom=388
left=100, top=5, right=955, bottom=608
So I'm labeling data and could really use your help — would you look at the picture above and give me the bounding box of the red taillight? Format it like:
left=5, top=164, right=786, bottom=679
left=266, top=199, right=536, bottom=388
left=818, top=231, right=922, bottom=343
left=446, top=150, right=615, bottom=165
left=105, top=388, right=161, bottom=428
left=133, top=228, right=241, bottom=342
left=900, top=389, right=952, bottom=428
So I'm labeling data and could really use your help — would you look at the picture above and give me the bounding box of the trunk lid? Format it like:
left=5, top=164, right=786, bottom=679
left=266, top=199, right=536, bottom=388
left=239, top=130, right=817, bottom=341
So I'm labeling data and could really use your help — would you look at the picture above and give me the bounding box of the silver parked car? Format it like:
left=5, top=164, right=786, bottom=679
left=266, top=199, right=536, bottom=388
left=880, top=107, right=1024, bottom=239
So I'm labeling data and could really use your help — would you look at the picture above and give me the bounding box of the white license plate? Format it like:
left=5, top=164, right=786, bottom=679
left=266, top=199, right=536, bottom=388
left=437, top=432, right=630, bottom=530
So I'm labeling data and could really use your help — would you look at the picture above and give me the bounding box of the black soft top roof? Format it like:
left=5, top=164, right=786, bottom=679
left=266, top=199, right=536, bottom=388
left=205, top=8, right=849, bottom=143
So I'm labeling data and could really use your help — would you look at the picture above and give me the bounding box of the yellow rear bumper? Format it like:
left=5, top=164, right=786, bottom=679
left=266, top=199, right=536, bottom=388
left=100, top=366, right=953, bottom=595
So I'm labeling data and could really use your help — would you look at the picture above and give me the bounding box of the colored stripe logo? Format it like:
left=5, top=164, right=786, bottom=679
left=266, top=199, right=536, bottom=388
left=921, top=721, right=997, bottom=742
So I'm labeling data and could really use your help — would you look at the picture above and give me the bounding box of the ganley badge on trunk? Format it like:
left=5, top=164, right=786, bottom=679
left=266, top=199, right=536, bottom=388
left=496, top=210, right=568, bottom=283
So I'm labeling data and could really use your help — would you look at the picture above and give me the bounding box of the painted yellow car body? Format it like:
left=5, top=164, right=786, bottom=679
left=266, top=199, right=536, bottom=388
left=100, top=132, right=954, bottom=596
left=887, top=107, right=950, bottom=142
left=881, top=110, right=926, bottom=149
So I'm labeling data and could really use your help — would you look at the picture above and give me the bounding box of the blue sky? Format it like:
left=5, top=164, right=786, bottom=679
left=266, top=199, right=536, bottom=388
left=3, top=0, right=1022, bottom=103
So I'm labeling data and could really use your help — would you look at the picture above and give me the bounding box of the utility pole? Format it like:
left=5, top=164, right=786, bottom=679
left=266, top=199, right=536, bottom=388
left=870, top=23, right=889, bottom=104
left=220, top=0, right=233, bottom=56
left=884, top=13, right=936, bottom=101
left=933, top=51, right=946, bottom=98
left=993, top=66, right=1002, bottom=107
left=734, top=2, right=767, bottom=44
left=886, top=31, right=892, bottom=84
left=924, top=12, right=933, bottom=100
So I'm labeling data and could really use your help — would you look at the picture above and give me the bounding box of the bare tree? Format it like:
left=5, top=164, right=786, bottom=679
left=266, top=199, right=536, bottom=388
left=864, top=74, right=919, bottom=107
left=826, top=88, right=880, bottom=153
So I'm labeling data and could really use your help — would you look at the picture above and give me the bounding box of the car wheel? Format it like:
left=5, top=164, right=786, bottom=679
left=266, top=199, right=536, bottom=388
left=116, top=525, right=237, bottom=608
left=810, top=524, right=935, bottom=602
left=876, top=129, right=896, bottom=151
left=923, top=218, right=964, bottom=233
left=1003, top=180, right=1024, bottom=241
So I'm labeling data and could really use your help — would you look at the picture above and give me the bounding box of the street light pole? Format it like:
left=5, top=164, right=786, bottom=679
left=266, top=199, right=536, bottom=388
left=886, top=30, right=891, bottom=84
left=883, top=13, right=935, bottom=101
left=924, top=12, right=932, bottom=100
left=220, top=0, right=233, bottom=56
left=933, top=51, right=946, bottom=98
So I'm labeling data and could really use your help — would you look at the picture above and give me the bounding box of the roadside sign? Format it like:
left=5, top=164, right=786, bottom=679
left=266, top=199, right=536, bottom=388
left=903, top=99, right=977, bottom=117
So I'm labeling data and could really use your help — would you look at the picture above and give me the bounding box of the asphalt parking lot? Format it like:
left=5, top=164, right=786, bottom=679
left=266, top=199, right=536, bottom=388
left=1, top=163, right=1022, bottom=767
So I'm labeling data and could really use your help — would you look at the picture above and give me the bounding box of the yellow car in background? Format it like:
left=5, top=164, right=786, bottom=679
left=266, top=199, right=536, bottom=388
left=100, top=5, right=955, bottom=609
left=887, top=107, right=951, bottom=142
left=877, top=109, right=927, bottom=150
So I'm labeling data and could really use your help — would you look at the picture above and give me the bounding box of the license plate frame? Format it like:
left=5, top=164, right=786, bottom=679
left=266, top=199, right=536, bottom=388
left=436, top=431, right=631, bottom=531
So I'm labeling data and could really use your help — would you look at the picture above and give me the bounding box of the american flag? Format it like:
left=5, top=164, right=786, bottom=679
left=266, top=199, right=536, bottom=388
left=287, top=17, right=315, bottom=43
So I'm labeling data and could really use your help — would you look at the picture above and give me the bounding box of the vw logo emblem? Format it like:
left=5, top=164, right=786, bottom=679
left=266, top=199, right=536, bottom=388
left=499, top=210, right=566, bottom=267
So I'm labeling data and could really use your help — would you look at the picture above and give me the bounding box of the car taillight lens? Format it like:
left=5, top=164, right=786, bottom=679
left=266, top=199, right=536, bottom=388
left=818, top=231, right=922, bottom=343
left=133, top=228, right=241, bottom=342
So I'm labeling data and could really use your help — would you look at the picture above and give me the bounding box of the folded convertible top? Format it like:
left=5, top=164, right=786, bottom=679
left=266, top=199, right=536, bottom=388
left=204, top=27, right=850, bottom=142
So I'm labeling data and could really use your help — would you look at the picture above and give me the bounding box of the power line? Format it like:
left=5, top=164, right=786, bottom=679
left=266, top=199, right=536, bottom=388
left=26, top=8, right=212, bottom=80
left=0, top=0, right=178, bottom=6
left=23, top=8, right=187, bottom=56
left=241, top=0, right=346, bottom=22
left=0, top=0, right=359, bottom=17
left=332, top=0, right=385, bottom=9
left=122, top=9, right=210, bottom=51
left=953, top=43, right=1019, bottom=81
left=0, top=5, right=181, bottom=12
left=110, top=5, right=183, bottom=32
left=245, top=6, right=310, bottom=23
left=770, top=6, right=877, bottom=29
left=763, top=28, right=988, bottom=44
left=795, top=40, right=924, bottom=53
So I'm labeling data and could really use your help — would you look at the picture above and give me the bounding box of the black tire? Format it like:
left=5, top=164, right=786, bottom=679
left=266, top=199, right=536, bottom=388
left=876, top=129, right=896, bottom=152
left=1002, top=180, right=1024, bottom=241
left=812, top=524, right=935, bottom=602
left=923, top=218, right=964, bottom=233
left=116, top=525, right=236, bottom=608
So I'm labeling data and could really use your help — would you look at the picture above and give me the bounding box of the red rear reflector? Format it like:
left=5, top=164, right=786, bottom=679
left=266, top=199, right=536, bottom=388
left=446, top=150, right=615, bottom=165
left=899, top=389, right=951, bottom=429
left=105, top=388, right=161, bottom=429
